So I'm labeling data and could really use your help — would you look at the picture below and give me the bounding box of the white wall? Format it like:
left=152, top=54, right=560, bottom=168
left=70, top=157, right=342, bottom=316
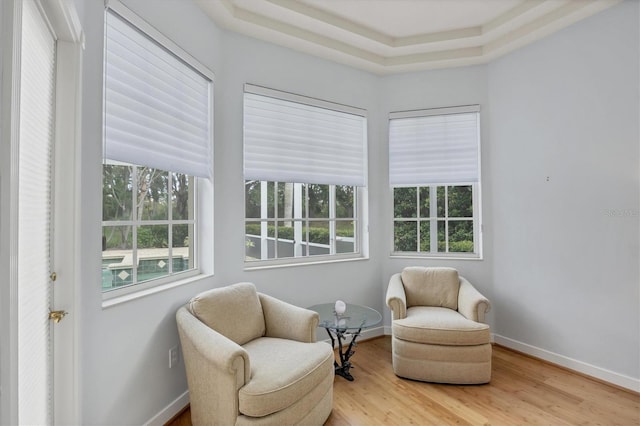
left=380, top=66, right=495, bottom=330
left=78, top=0, right=640, bottom=422
left=78, top=0, right=384, bottom=424
left=78, top=1, right=223, bottom=423
left=488, top=0, right=639, bottom=385
left=214, top=30, right=385, bottom=309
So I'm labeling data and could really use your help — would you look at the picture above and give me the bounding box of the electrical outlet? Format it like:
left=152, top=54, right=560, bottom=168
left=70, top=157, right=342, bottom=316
left=169, top=345, right=179, bottom=368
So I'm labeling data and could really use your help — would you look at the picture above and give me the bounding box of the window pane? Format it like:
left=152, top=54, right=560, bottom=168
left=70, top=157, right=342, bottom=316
left=307, top=221, right=330, bottom=256
left=245, top=221, right=261, bottom=261
left=419, top=186, right=430, bottom=218
left=102, top=164, right=133, bottom=221
left=301, top=184, right=307, bottom=218
left=137, top=225, right=169, bottom=282
left=139, top=168, right=168, bottom=221
left=245, top=180, right=261, bottom=219
left=336, top=185, right=354, bottom=218
left=172, top=174, right=192, bottom=220
left=137, top=224, right=168, bottom=248
left=102, top=225, right=132, bottom=251
left=419, top=220, right=431, bottom=252
left=102, top=225, right=133, bottom=290
left=449, top=220, right=474, bottom=253
left=276, top=221, right=294, bottom=240
left=437, top=186, right=445, bottom=217
left=336, top=220, right=355, bottom=254
left=437, top=220, right=446, bottom=252
left=394, top=221, right=417, bottom=251
left=394, top=187, right=417, bottom=218
left=308, top=184, right=329, bottom=218
left=172, top=224, right=193, bottom=271
left=277, top=182, right=295, bottom=220
left=245, top=221, right=261, bottom=237
left=448, top=185, right=473, bottom=217
left=265, top=182, right=275, bottom=218
left=308, top=221, right=330, bottom=245
left=275, top=220, right=295, bottom=259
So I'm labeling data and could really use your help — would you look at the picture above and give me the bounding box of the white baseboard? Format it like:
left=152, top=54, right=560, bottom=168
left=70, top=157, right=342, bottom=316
left=493, top=334, right=640, bottom=393
left=145, top=390, right=189, bottom=426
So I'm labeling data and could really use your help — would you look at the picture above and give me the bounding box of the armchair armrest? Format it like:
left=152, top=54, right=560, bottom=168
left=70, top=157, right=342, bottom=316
left=176, top=306, right=250, bottom=425
left=259, top=293, right=319, bottom=343
left=386, top=273, right=407, bottom=320
left=457, top=277, right=491, bottom=323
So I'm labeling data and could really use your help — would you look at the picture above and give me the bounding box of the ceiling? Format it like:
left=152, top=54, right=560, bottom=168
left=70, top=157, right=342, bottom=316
left=195, top=0, right=620, bottom=75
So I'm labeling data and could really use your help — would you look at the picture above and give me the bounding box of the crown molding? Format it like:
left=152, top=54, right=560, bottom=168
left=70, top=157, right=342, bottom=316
left=196, top=0, right=622, bottom=74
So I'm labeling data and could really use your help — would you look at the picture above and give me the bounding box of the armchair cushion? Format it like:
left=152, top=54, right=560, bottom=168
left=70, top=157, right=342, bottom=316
left=189, top=282, right=265, bottom=346
left=401, top=267, right=460, bottom=310
left=239, top=337, right=334, bottom=417
left=393, top=306, right=490, bottom=346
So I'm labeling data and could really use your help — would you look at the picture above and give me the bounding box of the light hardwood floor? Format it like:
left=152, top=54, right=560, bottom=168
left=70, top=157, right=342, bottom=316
left=168, top=336, right=639, bottom=425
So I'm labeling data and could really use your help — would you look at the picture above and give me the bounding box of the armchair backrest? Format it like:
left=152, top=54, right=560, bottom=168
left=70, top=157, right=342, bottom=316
left=188, top=282, right=266, bottom=345
left=401, top=267, right=460, bottom=310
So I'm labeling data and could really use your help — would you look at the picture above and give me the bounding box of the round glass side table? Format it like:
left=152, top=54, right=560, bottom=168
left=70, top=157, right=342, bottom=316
left=307, top=303, right=381, bottom=381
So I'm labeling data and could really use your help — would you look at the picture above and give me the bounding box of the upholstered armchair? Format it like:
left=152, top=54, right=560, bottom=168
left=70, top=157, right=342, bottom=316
left=176, top=282, right=334, bottom=425
left=386, top=267, right=492, bottom=384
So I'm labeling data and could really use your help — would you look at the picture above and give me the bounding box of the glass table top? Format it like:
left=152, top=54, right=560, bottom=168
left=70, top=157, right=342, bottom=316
left=307, top=303, right=382, bottom=331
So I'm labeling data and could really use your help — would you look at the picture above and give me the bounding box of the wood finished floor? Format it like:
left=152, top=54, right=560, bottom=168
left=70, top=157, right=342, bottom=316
left=168, top=336, right=639, bottom=425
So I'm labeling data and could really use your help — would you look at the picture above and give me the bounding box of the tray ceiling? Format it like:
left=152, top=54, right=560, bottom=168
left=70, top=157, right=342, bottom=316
left=196, top=0, right=621, bottom=74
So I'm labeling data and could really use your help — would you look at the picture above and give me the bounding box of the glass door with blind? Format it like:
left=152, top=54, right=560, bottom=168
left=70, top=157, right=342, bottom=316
left=3, top=0, right=83, bottom=424
left=17, top=1, right=58, bottom=423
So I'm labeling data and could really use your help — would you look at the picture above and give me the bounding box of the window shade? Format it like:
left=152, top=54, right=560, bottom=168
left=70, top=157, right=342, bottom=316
left=389, top=106, right=480, bottom=186
left=18, top=1, right=55, bottom=423
left=243, top=85, right=367, bottom=186
left=104, top=10, right=212, bottom=179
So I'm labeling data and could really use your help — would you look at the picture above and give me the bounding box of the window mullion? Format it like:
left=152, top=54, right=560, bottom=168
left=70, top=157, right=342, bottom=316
left=329, top=185, right=336, bottom=255
left=131, top=165, right=138, bottom=284
left=445, top=186, right=449, bottom=253
left=274, top=182, right=279, bottom=259
left=415, top=186, right=421, bottom=252
left=168, top=173, right=173, bottom=275
left=260, top=181, right=268, bottom=260
left=294, top=183, right=303, bottom=257
left=430, top=185, right=438, bottom=253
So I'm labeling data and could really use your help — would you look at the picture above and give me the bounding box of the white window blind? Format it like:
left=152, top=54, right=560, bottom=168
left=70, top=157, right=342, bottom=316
left=389, top=106, right=480, bottom=186
left=104, top=9, right=212, bottom=179
left=244, top=85, right=367, bottom=187
left=18, top=1, right=56, bottom=423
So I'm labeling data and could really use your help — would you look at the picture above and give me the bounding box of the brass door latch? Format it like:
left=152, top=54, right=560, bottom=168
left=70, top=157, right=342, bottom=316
left=49, top=309, right=68, bottom=323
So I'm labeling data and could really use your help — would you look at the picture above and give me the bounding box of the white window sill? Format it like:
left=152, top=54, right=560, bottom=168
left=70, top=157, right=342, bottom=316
left=390, top=253, right=483, bottom=261
left=101, top=272, right=213, bottom=309
left=244, top=254, right=369, bottom=271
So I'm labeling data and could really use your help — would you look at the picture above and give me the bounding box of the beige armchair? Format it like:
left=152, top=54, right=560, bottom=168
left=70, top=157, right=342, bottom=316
left=176, top=282, right=334, bottom=425
left=386, top=267, right=492, bottom=384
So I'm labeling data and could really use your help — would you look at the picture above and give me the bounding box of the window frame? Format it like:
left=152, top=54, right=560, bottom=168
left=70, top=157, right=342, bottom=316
left=392, top=183, right=482, bottom=259
left=245, top=181, right=366, bottom=267
left=101, top=163, right=199, bottom=294
left=389, top=106, right=482, bottom=260
left=101, top=0, right=214, bottom=302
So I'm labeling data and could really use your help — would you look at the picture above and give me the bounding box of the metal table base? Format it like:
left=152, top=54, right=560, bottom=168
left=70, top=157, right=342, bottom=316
left=325, top=327, right=362, bottom=381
